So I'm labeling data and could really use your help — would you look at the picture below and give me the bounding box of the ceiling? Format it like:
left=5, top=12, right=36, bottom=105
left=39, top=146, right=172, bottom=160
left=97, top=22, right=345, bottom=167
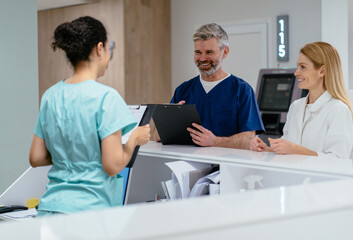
left=37, top=0, right=95, bottom=11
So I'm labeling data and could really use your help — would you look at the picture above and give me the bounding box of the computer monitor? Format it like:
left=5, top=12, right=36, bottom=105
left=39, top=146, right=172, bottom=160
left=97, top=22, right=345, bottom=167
left=257, top=74, right=295, bottom=112
left=255, top=68, right=307, bottom=136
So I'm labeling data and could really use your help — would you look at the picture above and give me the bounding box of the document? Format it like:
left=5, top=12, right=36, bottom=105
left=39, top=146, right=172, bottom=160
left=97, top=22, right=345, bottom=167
left=164, top=161, right=213, bottom=199
left=161, top=177, right=180, bottom=200
left=0, top=208, right=37, bottom=221
left=189, top=170, right=220, bottom=198
left=152, top=104, right=201, bottom=145
left=122, top=105, right=147, bottom=144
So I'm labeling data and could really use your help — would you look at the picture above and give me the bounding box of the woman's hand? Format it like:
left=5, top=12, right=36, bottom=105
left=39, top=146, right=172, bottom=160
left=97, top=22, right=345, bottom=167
left=250, top=137, right=268, bottom=152
left=268, top=138, right=297, bottom=154
left=269, top=138, right=318, bottom=156
left=131, top=124, right=151, bottom=146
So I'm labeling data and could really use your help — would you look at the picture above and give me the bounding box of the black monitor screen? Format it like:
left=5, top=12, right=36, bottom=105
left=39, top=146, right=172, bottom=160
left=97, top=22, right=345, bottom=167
left=258, top=74, right=295, bottom=112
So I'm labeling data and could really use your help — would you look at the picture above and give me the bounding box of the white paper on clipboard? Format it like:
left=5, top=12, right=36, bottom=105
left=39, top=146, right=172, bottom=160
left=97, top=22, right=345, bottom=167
left=122, top=105, right=147, bottom=144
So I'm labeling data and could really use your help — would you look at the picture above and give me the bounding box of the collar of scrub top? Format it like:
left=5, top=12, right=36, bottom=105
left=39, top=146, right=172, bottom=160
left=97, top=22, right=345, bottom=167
left=305, top=90, right=332, bottom=113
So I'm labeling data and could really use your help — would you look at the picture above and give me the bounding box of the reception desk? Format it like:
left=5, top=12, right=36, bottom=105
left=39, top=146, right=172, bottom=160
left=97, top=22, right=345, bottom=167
left=1, top=142, right=353, bottom=239
left=126, top=142, right=353, bottom=203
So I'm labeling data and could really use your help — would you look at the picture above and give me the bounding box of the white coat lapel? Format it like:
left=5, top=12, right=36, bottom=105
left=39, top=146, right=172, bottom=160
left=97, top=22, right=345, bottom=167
left=300, top=91, right=332, bottom=144
left=310, top=91, right=332, bottom=112
left=295, top=97, right=307, bottom=144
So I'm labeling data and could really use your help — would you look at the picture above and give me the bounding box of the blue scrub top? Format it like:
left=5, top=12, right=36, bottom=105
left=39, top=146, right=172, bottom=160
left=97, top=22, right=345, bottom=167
left=171, top=75, right=264, bottom=136
left=35, top=80, right=137, bottom=214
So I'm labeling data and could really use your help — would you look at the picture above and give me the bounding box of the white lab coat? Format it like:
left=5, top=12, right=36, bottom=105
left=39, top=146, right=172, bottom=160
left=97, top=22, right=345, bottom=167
left=283, top=91, right=353, bottom=160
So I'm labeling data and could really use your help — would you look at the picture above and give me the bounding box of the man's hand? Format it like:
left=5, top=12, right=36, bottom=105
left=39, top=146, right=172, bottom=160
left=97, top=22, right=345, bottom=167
left=187, top=123, right=220, bottom=146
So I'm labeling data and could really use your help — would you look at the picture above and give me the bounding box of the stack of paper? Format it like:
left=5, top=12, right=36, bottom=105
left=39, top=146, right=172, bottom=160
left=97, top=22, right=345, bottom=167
left=0, top=208, right=37, bottom=221
left=161, top=161, right=220, bottom=200
left=190, top=170, right=220, bottom=198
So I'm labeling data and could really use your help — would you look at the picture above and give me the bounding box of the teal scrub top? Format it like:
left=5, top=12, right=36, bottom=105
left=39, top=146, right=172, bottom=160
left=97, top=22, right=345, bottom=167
left=34, top=80, right=137, bottom=214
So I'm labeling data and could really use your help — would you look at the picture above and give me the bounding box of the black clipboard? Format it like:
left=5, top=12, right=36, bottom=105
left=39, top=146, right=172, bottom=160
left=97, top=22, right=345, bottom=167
left=152, top=104, right=201, bottom=145
left=126, top=104, right=156, bottom=168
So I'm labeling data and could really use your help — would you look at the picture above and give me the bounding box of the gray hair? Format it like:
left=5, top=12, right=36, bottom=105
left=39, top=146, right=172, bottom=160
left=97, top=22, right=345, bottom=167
left=193, top=23, right=229, bottom=50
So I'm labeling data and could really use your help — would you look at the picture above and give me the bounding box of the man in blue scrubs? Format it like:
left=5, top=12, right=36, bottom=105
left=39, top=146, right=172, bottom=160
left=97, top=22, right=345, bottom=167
left=171, top=23, right=264, bottom=149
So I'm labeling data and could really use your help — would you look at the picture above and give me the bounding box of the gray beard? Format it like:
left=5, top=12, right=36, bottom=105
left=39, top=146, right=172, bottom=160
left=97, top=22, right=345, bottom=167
left=199, top=63, right=221, bottom=76
left=197, top=55, right=223, bottom=76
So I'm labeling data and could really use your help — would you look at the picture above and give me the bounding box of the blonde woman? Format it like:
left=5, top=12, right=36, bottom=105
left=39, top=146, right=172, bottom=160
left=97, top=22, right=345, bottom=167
left=251, top=42, right=353, bottom=160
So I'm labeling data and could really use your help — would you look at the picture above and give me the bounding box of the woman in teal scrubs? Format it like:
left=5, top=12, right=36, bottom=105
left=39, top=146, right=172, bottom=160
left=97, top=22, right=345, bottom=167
left=29, top=16, right=150, bottom=216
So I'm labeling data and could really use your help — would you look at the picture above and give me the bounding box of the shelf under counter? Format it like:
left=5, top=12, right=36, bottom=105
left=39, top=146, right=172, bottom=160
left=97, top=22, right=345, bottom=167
left=125, top=141, right=353, bottom=203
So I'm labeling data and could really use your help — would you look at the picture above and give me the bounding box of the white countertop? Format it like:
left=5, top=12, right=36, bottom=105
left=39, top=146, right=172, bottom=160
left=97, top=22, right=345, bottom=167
left=1, top=178, right=353, bottom=239
left=139, top=141, right=353, bottom=177
left=2, top=142, right=353, bottom=239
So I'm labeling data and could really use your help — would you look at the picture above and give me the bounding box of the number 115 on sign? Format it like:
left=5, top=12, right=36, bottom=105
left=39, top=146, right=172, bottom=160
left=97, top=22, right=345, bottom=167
left=277, top=15, right=289, bottom=62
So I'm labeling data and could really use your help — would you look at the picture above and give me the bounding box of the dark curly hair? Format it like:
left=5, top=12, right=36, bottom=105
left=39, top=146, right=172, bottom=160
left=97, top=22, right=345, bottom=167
left=51, top=16, right=107, bottom=67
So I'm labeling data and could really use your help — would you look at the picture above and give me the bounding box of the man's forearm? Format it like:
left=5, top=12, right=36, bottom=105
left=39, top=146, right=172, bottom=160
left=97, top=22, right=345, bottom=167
left=214, top=131, right=255, bottom=149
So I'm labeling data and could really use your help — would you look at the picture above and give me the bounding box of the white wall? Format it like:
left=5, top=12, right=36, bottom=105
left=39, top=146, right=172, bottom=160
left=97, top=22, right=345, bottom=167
left=171, top=0, right=322, bottom=93
left=322, top=0, right=349, bottom=88
left=0, top=0, right=39, bottom=193
left=321, top=0, right=353, bottom=102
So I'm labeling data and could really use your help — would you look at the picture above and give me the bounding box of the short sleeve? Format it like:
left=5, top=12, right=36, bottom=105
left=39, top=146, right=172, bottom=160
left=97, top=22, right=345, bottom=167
left=97, top=90, right=137, bottom=140
left=34, top=112, right=44, bottom=139
left=170, top=80, right=191, bottom=104
left=34, top=94, right=48, bottom=139
left=170, top=87, right=179, bottom=104
left=237, top=84, right=265, bottom=134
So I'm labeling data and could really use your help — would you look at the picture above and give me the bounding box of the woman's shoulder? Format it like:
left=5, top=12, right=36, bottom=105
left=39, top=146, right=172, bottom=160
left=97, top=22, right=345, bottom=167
left=41, top=80, right=65, bottom=101
left=290, top=97, right=307, bottom=108
left=327, top=97, right=351, bottom=113
left=283, top=97, right=306, bottom=117
left=90, top=80, right=116, bottom=92
left=81, top=81, right=121, bottom=99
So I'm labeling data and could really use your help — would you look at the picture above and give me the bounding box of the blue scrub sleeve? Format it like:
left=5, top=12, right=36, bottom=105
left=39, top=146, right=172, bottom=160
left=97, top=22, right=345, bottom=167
left=98, top=91, right=137, bottom=140
left=170, top=88, right=178, bottom=104
left=237, top=85, right=264, bottom=133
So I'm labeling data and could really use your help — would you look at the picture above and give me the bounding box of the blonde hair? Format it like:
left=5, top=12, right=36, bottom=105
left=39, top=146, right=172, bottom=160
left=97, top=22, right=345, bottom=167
left=300, top=41, right=353, bottom=116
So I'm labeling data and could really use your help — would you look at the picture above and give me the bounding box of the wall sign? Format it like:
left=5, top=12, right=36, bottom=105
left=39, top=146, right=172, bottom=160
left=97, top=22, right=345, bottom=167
left=277, top=15, right=289, bottom=62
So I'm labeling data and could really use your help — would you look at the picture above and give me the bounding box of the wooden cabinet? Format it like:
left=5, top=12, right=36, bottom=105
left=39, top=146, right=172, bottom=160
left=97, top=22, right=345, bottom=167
left=38, top=0, right=171, bottom=105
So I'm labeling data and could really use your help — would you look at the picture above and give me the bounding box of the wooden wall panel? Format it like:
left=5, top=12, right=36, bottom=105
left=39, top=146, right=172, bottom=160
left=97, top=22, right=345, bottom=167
left=124, top=0, right=171, bottom=104
left=38, top=0, right=171, bottom=106
left=38, top=0, right=125, bottom=99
